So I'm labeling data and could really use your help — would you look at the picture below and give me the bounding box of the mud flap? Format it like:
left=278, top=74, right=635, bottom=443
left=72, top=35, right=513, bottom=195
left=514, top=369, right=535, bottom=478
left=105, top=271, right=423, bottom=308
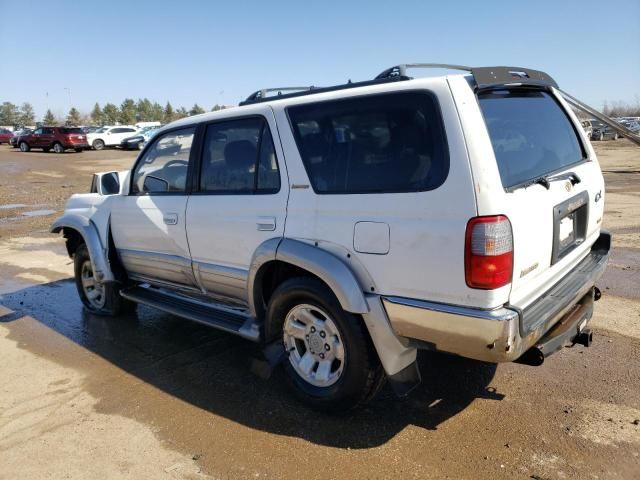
left=387, top=361, right=421, bottom=397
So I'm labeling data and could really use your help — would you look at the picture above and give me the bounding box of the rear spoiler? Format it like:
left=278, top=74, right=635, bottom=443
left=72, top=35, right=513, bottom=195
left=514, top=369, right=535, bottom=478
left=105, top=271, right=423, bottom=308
left=376, top=64, right=640, bottom=147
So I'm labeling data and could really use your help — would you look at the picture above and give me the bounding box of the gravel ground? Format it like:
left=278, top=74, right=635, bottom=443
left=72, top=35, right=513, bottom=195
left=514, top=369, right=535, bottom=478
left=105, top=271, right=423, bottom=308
left=0, top=141, right=638, bottom=479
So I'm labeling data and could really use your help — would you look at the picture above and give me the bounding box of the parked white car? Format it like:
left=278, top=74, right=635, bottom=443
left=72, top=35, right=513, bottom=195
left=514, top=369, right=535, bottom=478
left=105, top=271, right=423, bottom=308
left=52, top=64, right=612, bottom=411
left=86, top=126, right=139, bottom=150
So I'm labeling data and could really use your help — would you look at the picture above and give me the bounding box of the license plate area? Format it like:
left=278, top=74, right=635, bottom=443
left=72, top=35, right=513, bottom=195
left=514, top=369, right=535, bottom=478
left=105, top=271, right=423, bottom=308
left=551, top=191, right=589, bottom=264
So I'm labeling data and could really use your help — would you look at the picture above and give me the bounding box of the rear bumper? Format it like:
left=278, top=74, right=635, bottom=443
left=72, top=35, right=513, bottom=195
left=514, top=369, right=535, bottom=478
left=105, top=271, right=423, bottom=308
left=382, top=232, right=611, bottom=363
left=63, top=143, right=89, bottom=149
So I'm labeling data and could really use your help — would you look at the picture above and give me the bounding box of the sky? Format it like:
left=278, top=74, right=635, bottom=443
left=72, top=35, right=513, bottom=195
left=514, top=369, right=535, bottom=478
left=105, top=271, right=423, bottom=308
left=1, top=0, right=638, bottom=121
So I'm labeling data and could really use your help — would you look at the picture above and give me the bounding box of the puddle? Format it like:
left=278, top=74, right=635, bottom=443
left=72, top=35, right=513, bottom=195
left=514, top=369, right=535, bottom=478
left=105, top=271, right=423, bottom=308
left=0, top=204, right=27, bottom=209
left=21, top=210, right=55, bottom=217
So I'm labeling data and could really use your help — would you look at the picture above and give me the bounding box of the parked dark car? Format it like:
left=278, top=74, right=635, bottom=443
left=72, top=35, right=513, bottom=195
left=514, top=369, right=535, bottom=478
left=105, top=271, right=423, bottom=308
left=18, top=127, right=89, bottom=153
left=0, top=128, right=13, bottom=144
left=590, top=120, right=618, bottom=141
left=9, top=128, right=33, bottom=147
left=119, top=127, right=160, bottom=150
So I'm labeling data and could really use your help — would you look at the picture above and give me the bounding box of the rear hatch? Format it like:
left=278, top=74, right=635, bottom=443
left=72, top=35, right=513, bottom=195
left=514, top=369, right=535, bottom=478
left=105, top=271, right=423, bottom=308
left=477, top=88, right=605, bottom=310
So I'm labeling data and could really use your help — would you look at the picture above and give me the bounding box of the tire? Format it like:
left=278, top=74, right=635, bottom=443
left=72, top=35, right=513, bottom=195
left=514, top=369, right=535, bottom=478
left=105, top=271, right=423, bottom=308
left=75, top=148, right=83, bottom=153
left=19, top=141, right=30, bottom=152
left=53, top=142, right=64, bottom=153
left=92, top=139, right=104, bottom=150
left=74, top=243, right=134, bottom=316
left=598, top=132, right=604, bottom=141
left=267, top=277, right=384, bottom=412
left=613, top=133, right=618, bottom=140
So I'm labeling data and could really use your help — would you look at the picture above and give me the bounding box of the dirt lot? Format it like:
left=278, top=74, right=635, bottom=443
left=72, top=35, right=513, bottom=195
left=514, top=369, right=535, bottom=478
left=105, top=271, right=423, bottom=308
left=0, top=141, right=638, bottom=479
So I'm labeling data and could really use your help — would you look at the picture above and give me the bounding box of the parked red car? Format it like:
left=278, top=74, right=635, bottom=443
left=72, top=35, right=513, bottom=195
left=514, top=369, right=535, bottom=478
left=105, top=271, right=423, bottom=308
left=18, top=127, right=89, bottom=153
left=0, top=128, right=14, bottom=144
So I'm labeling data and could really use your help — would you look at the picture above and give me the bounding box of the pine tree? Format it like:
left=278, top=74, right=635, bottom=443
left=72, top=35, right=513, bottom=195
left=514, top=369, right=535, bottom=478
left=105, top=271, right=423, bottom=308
left=211, top=104, right=222, bottom=112
left=189, top=104, right=205, bottom=116
left=151, top=102, right=164, bottom=122
left=66, top=107, right=82, bottom=126
left=175, top=106, right=188, bottom=119
left=19, top=103, right=35, bottom=125
left=119, top=98, right=136, bottom=124
left=90, top=103, right=103, bottom=125
left=102, top=103, right=119, bottom=124
left=0, top=102, right=19, bottom=125
left=43, top=109, right=56, bottom=125
left=163, top=102, right=175, bottom=123
left=136, top=98, right=154, bottom=122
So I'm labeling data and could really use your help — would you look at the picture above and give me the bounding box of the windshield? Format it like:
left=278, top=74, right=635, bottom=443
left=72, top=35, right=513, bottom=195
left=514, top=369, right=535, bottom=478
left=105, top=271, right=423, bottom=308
left=478, top=90, right=586, bottom=189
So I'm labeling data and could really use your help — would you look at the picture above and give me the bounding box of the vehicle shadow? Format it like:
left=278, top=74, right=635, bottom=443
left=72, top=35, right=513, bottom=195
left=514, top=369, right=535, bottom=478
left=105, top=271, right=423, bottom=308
left=1, top=279, right=503, bottom=449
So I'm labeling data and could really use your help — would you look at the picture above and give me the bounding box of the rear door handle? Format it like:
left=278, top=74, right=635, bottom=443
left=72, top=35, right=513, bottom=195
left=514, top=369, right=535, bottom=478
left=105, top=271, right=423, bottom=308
left=163, top=213, right=178, bottom=225
left=257, top=216, right=276, bottom=231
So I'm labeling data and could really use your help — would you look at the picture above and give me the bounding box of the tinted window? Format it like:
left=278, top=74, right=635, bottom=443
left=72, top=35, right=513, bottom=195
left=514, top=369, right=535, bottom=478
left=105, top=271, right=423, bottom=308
left=287, top=92, right=449, bottom=194
left=131, top=127, right=195, bottom=193
left=200, top=117, right=280, bottom=193
left=478, top=90, right=586, bottom=189
left=61, top=127, right=83, bottom=134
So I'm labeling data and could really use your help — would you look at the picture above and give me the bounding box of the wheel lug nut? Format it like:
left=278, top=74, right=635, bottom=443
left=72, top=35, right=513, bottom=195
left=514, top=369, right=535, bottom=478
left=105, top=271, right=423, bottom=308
left=325, top=344, right=330, bottom=351
left=305, top=335, right=309, bottom=340
left=319, top=353, right=325, bottom=359
left=310, top=327, right=316, bottom=333
left=320, top=331, right=326, bottom=338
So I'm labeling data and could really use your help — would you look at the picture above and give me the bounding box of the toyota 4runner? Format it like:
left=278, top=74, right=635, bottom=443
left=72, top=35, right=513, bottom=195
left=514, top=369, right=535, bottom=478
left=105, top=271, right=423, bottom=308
left=52, top=64, right=613, bottom=411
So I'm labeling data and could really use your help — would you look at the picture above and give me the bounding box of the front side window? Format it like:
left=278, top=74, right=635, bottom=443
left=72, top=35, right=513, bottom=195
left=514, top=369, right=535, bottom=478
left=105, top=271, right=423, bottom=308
left=131, top=127, right=195, bottom=193
left=199, top=117, right=280, bottom=194
left=287, top=92, right=449, bottom=194
left=478, top=90, right=586, bottom=189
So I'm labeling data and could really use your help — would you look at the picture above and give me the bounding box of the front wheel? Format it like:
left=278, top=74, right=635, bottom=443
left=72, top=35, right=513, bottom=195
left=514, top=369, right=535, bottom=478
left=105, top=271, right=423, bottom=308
left=74, top=244, right=134, bottom=316
left=267, top=277, right=384, bottom=412
left=19, top=141, right=30, bottom=152
left=92, top=139, right=104, bottom=150
left=53, top=142, right=65, bottom=153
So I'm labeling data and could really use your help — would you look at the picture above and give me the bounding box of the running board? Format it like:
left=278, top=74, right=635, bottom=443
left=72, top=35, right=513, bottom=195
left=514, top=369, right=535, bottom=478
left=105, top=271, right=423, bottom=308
left=120, top=286, right=261, bottom=341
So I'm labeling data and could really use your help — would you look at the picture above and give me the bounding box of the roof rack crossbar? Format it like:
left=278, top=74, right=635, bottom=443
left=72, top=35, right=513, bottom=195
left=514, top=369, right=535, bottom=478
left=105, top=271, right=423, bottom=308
left=375, top=63, right=473, bottom=79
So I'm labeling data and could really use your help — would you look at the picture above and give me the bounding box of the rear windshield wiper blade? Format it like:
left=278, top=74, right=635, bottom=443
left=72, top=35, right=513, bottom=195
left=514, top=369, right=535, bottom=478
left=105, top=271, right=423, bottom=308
left=507, top=171, right=581, bottom=193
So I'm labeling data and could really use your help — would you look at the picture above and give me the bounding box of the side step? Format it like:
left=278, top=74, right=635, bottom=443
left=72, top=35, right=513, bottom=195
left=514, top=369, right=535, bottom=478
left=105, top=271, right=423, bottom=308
left=120, top=286, right=261, bottom=341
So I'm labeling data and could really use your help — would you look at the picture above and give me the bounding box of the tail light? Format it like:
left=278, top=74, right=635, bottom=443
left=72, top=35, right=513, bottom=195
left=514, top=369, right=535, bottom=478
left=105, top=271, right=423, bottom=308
left=465, top=215, right=513, bottom=289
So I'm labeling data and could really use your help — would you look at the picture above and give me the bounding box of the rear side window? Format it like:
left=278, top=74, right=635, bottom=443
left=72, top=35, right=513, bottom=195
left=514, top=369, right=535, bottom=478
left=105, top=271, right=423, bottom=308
left=478, top=90, right=586, bottom=189
left=199, top=117, right=281, bottom=194
left=287, top=92, right=449, bottom=194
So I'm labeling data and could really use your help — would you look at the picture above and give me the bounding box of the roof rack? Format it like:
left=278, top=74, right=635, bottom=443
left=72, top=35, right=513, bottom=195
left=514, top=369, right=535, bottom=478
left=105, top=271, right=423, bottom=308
left=376, top=63, right=558, bottom=89
left=239, top=77, right=405, bottom=106
left=375, top=63, right=473, bottom=79
left=243, top=87, right=316, bottom=104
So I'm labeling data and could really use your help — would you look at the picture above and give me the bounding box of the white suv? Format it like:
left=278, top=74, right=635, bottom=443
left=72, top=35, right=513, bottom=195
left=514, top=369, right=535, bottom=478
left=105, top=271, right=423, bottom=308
left=87, top=125, right=139, bottom=150
left=52, top=64, right=612, bottom=411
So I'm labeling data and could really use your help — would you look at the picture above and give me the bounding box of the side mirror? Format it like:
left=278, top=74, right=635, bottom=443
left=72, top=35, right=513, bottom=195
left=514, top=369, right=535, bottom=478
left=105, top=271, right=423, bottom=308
left=143, top=175, right=169, bottom=192
left=100, top=172, right=120, bottom=195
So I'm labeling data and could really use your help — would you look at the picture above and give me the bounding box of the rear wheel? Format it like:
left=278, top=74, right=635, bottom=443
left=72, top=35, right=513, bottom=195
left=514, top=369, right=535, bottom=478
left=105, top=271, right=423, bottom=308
left=19, top=141, right=29, bottom=152
left=74, top=243, right=134, bottom=316
left=598, top=132, right=604, bottom=141
left=267, top=277, right=384, bottom=412
left=53, top=142, right=64, bottom=153
left=92, top=139, right=104, bottom=150
left=613, top=133, right=618, bottom=140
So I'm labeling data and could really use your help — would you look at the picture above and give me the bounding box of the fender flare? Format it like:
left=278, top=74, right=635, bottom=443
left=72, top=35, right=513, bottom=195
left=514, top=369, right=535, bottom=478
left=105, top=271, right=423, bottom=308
left=50, top=214, right=114, bottom=282
left=247, top=238, right=369, bottom=318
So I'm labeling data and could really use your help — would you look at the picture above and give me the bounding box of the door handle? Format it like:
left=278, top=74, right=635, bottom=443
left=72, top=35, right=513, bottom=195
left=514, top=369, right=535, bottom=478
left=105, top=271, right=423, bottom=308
left=257, top=216, right=276, bottom=231
left=163, top=213, right=178, bottom=225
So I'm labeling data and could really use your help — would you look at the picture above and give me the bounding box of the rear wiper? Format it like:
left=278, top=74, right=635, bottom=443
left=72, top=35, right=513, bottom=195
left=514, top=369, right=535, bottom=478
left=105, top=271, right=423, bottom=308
left=507, top=171, right=581, bottom=192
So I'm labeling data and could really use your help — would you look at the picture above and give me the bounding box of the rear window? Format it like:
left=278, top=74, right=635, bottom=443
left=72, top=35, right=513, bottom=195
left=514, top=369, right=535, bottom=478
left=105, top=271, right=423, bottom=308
left=478, top=90, right=586, bottom=189
left=287, top=92, right=449, bottom=194
left=61, top=127, right=83, bottom=134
